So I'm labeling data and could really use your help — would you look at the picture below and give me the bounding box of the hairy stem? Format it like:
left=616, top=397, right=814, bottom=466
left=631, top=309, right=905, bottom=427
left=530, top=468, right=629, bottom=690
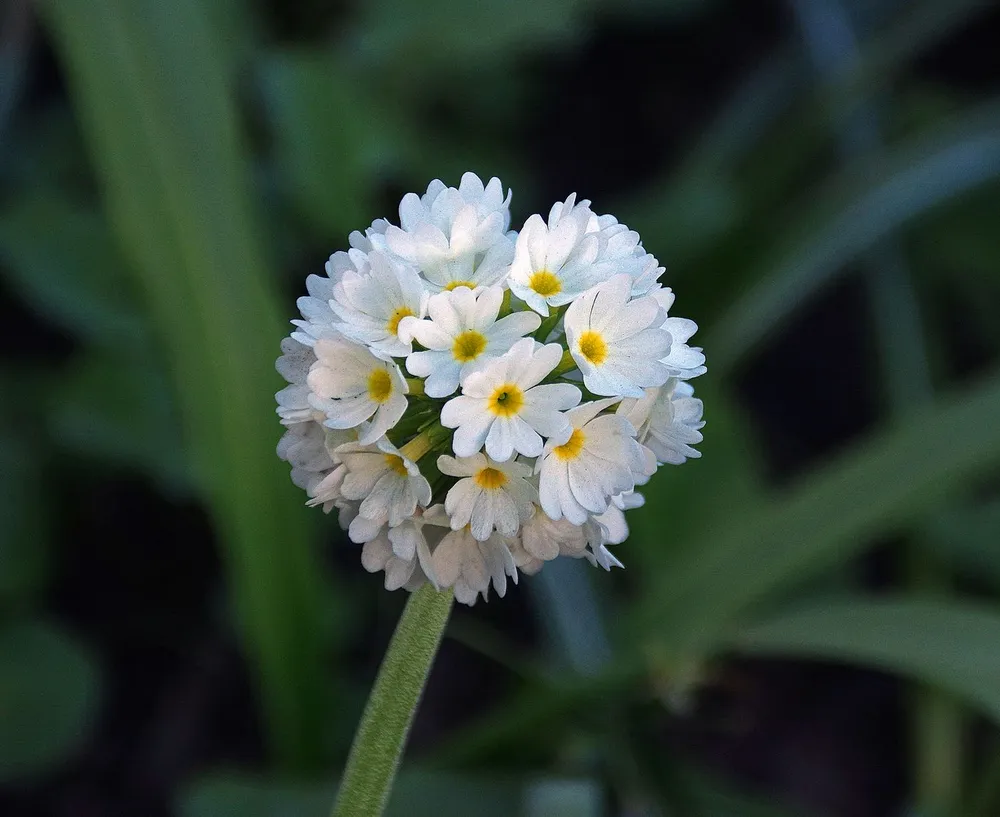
left=331, top=584, right=454, bottom=817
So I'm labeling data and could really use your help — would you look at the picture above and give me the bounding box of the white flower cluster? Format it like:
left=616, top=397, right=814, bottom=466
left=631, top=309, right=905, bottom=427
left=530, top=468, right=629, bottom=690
left=276, top=173, right=705, bottom=605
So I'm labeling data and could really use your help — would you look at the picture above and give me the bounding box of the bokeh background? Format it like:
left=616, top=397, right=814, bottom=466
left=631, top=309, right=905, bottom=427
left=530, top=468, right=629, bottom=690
left=2, top=0, right=1000, bottom=815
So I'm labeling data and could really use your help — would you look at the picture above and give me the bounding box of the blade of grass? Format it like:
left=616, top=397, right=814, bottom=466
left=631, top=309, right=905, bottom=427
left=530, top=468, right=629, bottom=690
left=42, top=0, right=332, bottom=770
left=708, top=101, right=1000, bottom=375
left=621, top=0, right=989, bottom=270
left=634, top=366, right=1000, bottom=657
left=789, top=0, right=958, bottom=810
left=729, top=597, right=1000, bottom=725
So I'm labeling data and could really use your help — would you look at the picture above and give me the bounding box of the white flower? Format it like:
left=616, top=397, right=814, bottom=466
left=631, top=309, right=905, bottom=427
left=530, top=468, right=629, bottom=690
left=362, top=533, right=422, bottom=591
left=276, top=420, right=335, bottom=504
left=649, top=286, right=707, bottom=379
left=275, top=337, right=323, bottom=425
left=513, top=505, right=588, bottom=573
left=335, top=438, right=432, bottom=543
left=307, top=463, right=349, bottom=513
left=617, top=379, right=705, bottom=464
left=441, top=338, right=581, bottom=461
left=401, top=286, right=541, bottom=397
left=507, top=194, right=605, bottom=315
left=307, top=337, right=408, bottom=444
left=382, top=173, right=512, bottom=276
left=431, top=524, right=518, bottom=605
left=328, top=251, right=429, bottom=358
left=361, top=507, right=446, bottom=591
left=289, top=231, right=381, bottom=348
left=537, top=398, right=648, bottom=525
left=582, top=505, right=628, bottom=570
left=564, top=274, right=672, bottom=398
left=586, top=542, right=625, bottom=571
left=438, top=453, right=536, bottom=540
left=419, top=237, right=514, bottom=292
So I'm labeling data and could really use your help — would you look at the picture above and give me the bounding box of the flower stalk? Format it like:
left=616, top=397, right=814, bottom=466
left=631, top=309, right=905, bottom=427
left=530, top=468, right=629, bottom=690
left=331, top=584, right=454, bottom=817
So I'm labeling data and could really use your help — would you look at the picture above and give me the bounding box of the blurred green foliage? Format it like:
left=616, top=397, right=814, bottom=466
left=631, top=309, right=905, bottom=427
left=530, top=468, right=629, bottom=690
left=0, top=0, right=997, bottom=813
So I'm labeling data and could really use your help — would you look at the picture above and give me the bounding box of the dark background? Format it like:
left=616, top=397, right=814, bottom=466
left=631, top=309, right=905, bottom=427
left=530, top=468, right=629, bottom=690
left=2, top=0, right=1000, bottom=815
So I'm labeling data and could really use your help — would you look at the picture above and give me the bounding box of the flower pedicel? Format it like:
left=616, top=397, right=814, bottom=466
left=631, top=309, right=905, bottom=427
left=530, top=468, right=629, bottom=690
left=276, top=173, right=705, bottom=605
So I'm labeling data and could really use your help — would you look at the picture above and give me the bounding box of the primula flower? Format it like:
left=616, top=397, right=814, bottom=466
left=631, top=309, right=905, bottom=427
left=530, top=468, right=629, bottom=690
left=276, top=173, right=705, bottom=605
left=536, top=398, right=650, bottom=525
left=507, top=195, right=602, bottom=315
left=564, top=274, right=672, bottom=398
left=438, top=453, right=536, bottom=540
left=335, top=438, right=432, bottom=543
left=328, top=251, right=428, bottom=359
left=307, top=337, right=408, bottom=444
left=441, top=338, right=581, bottom=461
left=617, top=379, right=706, bottom=465
left=401, top=286, right=540, bottom=397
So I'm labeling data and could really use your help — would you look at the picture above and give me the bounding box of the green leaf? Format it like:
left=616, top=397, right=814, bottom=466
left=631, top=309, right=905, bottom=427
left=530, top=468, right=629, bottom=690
left=0, top=621, right=99, bottom=782
left=0, top=193, right=146, bottom=347
left=48, top=350, right=191, bottom=495
left=635, top=367, right=1000, bottom=658
left=731, top=597, right=1000, bottom=725
left=182, top=771, right=554, bottom=817
left=41, top=0, right=332, bottom=770
left=257, top=51, right=384, bottom=240
left=707, top=101, right=1000, bottom=374
left=349, top=0, right=591, bottom=73
left=622, top=0, right=990, bottom=277
left=921, top=501, right=1000, bottom=590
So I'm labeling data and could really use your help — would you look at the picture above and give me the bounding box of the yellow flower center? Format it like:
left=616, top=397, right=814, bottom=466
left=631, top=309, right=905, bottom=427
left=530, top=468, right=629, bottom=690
left=384, top=454, right=409, bottom=476
left=488, top=383, right=524, bottom=417
left=528, top=270, right=561, bottom=297
left=474, top=467, right=508, bottom=490
left=577, top=330, right=608, bottom=366
left=553, top=428, right=586, bottom=460
left=452, top=330, right=487, bottom=363
left=367, top=368, right=393, bottom=403
left=444, top=280, right=477, bottom=291
left=385, top=306, right=414, bottom=335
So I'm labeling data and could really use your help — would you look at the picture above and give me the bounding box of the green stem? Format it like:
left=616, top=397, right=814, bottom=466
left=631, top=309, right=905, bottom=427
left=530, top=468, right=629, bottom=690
left=533, top=304, right=567, bottom=342
left=331, top=584, right=454, bottom=817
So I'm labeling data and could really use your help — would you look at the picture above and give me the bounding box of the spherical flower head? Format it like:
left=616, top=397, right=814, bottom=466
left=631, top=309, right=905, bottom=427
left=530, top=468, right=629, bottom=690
left=564, top=274, right=672, bottom=398
left=276, top=172, right=706, bottom=605
left=441, top=338, right=581, bottom=461
left=401, top=286, right=541, bottom=397
left=307, top=336, right=408, bottom=444
left=438, top=453, right=536, bottom=540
